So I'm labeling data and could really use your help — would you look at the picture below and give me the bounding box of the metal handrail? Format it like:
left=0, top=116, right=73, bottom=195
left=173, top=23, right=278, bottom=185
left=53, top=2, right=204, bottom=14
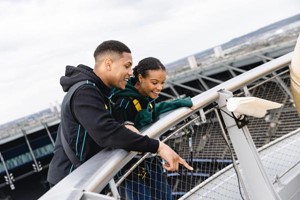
left=39, top=52, right=293, bottom=200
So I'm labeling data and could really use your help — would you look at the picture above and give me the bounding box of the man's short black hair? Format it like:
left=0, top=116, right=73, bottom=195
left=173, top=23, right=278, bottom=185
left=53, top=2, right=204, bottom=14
left=94, top=40, right=131, bottom=60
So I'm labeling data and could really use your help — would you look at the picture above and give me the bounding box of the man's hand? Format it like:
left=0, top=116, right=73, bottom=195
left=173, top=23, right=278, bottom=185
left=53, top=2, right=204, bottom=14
left=157, top=142, right=193, bottom=171
left=124, top=124, right=140, bottom=134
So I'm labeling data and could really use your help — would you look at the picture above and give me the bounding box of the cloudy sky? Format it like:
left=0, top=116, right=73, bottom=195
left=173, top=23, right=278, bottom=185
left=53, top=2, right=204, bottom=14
left=0, top=0, right=299, bottom=125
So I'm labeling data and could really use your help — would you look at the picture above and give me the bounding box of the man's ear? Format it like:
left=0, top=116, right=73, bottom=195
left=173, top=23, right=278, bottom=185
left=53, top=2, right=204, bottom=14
left=104, top=59, right=112, bottom=71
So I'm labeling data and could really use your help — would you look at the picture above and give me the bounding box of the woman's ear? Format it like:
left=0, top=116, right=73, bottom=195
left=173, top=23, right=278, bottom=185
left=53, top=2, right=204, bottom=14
left=138, top=74, right=143, bottom=83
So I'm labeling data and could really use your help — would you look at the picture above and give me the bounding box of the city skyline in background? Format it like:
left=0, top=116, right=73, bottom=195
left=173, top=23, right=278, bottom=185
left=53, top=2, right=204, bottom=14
left=0, top=0, right=299, bottom=125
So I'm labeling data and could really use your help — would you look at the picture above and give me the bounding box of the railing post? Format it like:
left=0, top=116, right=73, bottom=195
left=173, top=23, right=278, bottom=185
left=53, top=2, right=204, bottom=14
left=41, top=121, right=55, bottom=146
left=108, top=179, right=120, bottom=200
left=21, top=129, right=42, bottom=172
left=0, top=152, right=15, bottom=190
left=216, top=89, right=282, bottom=200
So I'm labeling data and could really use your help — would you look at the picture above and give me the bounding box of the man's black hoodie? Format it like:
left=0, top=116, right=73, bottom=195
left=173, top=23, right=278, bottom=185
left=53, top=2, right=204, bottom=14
left=47, top=65, right=159, bottom=185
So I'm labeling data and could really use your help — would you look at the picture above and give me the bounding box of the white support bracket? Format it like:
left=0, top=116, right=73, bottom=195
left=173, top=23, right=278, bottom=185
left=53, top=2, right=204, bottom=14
left=216, top=89, right=282, bottom=200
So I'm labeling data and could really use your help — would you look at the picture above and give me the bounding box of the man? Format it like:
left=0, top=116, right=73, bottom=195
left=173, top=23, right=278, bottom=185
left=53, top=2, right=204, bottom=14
left=47, top=40, right=192, bottom=186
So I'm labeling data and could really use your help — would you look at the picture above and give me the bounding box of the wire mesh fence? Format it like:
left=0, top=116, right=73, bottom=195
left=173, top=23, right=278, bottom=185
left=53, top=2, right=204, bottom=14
left=105, top=67, right=300, bottom=200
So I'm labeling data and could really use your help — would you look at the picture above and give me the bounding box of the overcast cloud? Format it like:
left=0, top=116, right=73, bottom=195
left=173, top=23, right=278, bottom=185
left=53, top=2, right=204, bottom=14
left=0, top=0, right=299, bottom=125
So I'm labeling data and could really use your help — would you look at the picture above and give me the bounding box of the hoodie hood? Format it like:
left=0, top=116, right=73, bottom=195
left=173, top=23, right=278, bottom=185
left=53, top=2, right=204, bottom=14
left=60, top=64, right=111, bottom=96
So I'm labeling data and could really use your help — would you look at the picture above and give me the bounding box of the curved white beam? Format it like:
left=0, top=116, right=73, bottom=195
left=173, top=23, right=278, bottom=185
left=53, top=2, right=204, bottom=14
left=290, top=34, right=300, bottom=114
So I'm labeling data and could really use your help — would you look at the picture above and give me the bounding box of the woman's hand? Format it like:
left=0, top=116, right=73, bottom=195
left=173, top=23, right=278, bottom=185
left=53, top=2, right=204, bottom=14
left=124, top=124, right=141, bottom=134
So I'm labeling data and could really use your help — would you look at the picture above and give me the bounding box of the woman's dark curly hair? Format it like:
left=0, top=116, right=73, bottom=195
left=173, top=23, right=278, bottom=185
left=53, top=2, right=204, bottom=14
left=133, top=57, right=166, bottom=83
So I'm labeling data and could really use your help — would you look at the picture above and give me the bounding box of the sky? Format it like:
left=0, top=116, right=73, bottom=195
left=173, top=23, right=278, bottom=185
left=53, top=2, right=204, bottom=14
left=0, top=0, right=299, bottom=125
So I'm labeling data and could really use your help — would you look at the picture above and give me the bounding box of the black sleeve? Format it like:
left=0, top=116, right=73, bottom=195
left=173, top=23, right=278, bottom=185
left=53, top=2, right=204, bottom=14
left=72, top=85, right=159, bottom=153
left=113, top=96, right=138, bottom=124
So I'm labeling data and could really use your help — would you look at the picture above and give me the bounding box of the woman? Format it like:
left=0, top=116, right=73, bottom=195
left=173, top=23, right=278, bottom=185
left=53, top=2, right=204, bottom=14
left=112, top=57, right=193, bottom=200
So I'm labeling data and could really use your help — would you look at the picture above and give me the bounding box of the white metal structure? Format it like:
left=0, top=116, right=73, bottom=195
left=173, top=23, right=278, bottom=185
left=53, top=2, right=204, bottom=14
left=38, top=51, right=300, bottom=200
